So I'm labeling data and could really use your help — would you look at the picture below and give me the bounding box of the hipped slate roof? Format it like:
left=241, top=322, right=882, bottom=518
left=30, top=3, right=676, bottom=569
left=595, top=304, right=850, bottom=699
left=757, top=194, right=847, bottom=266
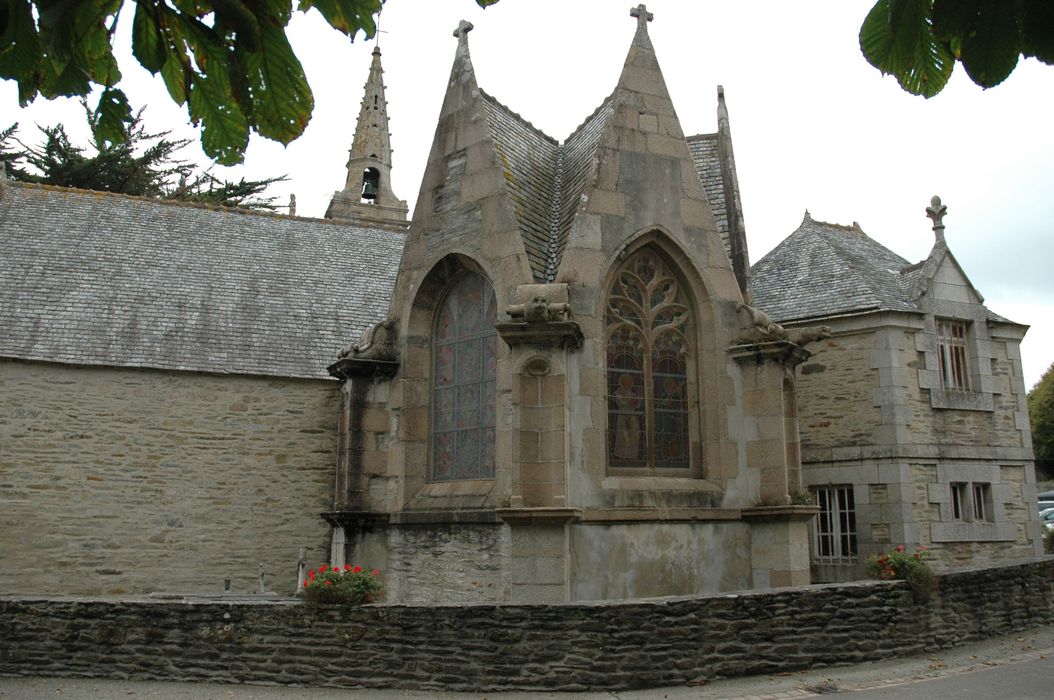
left=0, top=182, right=403, bottom=379
left=749, top=213, right=920, bottom=323
left=481, top=90, right=614, bottom=282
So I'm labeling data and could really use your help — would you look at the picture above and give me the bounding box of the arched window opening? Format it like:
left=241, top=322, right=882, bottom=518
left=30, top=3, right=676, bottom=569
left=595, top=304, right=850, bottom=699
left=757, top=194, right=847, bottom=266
left=361, top=167, right=380, bottom=201
left=432, top=272, right=497, bottom=481
left=606, top=250, right=693, bottom=471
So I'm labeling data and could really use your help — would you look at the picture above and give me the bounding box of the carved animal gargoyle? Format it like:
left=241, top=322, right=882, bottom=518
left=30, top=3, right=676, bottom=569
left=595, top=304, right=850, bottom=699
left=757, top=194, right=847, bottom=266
left=507, top=296, right=573, bottom=323
left=786, top=325, right=831, bottom=347
left=734, top=302, right=787, bottom=344
left=337, top=319, right=398, bottom=361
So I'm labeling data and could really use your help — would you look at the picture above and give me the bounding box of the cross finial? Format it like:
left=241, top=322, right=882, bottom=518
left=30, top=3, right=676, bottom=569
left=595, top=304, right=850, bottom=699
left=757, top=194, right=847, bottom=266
left=453, top=19, right=474, bottom=40
left=630, top=4, right=653, bottom=28
left=926, top=195, right=947, bottom=243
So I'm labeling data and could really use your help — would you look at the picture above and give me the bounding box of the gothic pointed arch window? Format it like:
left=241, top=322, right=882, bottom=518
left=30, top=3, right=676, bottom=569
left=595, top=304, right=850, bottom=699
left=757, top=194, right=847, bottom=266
left=606, top=249, right=696, bottom=473
left=432, top=271, right=497, bottom=481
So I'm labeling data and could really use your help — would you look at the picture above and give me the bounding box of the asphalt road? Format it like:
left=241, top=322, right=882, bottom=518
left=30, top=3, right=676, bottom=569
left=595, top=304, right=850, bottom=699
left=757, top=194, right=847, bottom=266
left=2, top=624, right=1053, bottom=699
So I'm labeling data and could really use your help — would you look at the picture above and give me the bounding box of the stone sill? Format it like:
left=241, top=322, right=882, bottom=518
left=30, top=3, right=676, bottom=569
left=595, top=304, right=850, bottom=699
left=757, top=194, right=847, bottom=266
left=580, top=507, right=740, bottom=523
left=930, top=388, right=994, bottom=412
left=601, top=476, right=721, bottom=493
left=390, top=509, right=500, bottom=525
left=496, top=507, right=582, bottom=524
left=741, top=505, right=820, bottom=523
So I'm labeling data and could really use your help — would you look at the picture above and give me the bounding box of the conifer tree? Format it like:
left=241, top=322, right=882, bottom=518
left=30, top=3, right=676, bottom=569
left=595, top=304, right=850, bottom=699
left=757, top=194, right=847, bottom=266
left=2, top=107, right=285, bottom=211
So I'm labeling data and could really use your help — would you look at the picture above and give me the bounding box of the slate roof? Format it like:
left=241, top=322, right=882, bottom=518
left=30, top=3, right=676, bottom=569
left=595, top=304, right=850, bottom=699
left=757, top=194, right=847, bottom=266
left=749, top=213, right=920, bottom=323
left=686, top=134, right=730, bottom=247
left=481, top=90, right=614, bottom=282
left=0, top=182, right=404, bottom=380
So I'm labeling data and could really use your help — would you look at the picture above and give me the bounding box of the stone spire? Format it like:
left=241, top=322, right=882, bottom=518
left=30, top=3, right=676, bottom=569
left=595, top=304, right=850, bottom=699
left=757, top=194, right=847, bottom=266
left=325, top=45, right=408, bottom=228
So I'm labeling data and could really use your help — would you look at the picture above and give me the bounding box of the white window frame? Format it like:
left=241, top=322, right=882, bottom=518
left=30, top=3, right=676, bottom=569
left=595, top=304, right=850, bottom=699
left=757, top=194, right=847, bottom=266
left=812, top=485, right=857, bottom=564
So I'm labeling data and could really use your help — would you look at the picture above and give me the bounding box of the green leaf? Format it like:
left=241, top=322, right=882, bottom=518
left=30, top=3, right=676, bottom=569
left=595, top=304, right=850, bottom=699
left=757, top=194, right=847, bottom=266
left=93, top=86, right=132, bottom=147
left=475, top=0, right=500, bottom=6
left=1017, top=0, right=1054, bottom=65
left=241, top=9, right=313, bottom=144
left=160, top=50, right=190, bottom=105
left=860, top=0, right=931, bottom=75
left=189, top=69, right=250, bottom=164
left=861, top=0, right=954, bottom=97
left=0, top=0, right=42, bottom=103
left=959, top=3, right=1020, bottom=87
left=132, top=2, right=167, bottom=73
left=300, top=0, right=381, bottom=39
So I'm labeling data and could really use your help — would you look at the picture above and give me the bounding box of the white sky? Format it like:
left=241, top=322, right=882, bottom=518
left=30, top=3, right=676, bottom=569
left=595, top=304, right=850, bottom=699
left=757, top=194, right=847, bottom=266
left=5, top=0, right=1053, bottom=388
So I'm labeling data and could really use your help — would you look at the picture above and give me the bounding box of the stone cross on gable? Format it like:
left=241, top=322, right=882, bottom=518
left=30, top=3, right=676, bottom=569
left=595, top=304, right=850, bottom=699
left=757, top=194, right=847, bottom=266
left=453, top=19, right=474, bottom=40
left=630, top=4, right=653, bottom=28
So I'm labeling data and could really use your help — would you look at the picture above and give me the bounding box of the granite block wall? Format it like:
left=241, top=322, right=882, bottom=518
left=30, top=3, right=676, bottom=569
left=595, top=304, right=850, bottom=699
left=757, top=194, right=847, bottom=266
left=0, top=360, right=337, bottom=596
left=2, top=560, right=1051, bottom=692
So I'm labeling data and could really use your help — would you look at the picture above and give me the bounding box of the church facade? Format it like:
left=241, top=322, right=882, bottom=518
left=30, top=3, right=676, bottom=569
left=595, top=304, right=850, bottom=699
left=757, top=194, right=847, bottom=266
left=0, top=8, right=1041, bottom=602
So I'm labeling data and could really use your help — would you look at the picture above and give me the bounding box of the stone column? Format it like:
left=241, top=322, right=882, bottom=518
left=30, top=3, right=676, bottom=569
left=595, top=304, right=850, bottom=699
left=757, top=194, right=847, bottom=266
left=495, top=284, right=584, bottom=602
left=730, top=339, right=818, bottom=588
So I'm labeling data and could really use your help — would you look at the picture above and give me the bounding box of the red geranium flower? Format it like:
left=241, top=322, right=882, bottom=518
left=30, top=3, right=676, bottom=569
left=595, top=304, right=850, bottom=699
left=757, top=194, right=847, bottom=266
left=344, top=564, right=352, bottom=571
left=371, top=569, right=379, bottom=576
left=351, top=565, right=363, bottom=574
left=325, top=579, right=332, bottom=587
left=319, top=565, right=329, bottom=572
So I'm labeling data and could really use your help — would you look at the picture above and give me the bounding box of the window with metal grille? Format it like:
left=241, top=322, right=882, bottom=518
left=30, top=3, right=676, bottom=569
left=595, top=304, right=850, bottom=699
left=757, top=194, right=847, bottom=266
left=431, top=272, right=497, bottom=481
left=812, top=485, right=857, bottom=563
left=972, top=483, right=992, bottom=521
left=951, top=482, right=967, bottom=520
left=937, top=319, right=970, bottom=390
left=605, top=249, right=695, bottom=473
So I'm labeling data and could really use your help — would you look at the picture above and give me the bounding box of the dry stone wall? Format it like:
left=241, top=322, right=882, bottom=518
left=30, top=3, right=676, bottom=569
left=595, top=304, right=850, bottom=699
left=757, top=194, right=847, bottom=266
left=0, top=360, right=337, bottom=596
left=2, top=560, right=1052, bottom=691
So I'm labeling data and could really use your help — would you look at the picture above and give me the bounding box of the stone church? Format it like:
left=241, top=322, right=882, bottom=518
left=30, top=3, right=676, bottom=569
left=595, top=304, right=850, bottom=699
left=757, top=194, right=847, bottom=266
left=0, top=8, right=1041, bottom=602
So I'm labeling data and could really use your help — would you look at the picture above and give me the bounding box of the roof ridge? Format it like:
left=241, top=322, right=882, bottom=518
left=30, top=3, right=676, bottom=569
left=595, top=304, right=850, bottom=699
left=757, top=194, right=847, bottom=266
left=3, top=179, right=342, bottom=226
left=478, top=88, right=558, bottom=145
left=685, top=132, right=718, bottom=142
left=563, top=92, right=616, bottom=144
left=543, top=148, right=565, bottom=281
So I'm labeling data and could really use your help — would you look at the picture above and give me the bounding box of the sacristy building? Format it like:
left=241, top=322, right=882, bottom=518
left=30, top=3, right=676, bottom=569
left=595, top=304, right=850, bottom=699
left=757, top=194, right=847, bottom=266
left=0, top=8, right=1042, bottom=602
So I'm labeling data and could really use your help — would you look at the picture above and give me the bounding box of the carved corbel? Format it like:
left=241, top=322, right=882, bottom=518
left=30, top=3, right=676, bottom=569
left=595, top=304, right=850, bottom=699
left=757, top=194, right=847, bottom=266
left=328, top=319, right=400, bottom=379
left=497, top=285, right=583, bottom=350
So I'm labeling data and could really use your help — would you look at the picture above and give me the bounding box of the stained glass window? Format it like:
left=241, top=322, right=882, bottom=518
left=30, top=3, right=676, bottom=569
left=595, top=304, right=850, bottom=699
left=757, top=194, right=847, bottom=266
left=432, top=272, right=497, bottom=481
left=606, top=250, right=692, bottom=471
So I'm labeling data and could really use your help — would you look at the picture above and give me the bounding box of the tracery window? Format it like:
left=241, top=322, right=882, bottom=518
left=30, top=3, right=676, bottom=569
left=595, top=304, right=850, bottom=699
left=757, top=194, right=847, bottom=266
left=432, top=272, right=497, bottom=481
left=606, top=250, right=693, bottom=471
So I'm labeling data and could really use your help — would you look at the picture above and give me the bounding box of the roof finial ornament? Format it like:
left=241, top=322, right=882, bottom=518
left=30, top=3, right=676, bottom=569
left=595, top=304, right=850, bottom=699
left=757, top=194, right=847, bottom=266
left=630, top=4, right=653, bottom=29
left=453, top=19, right=474, bottom=41
left=926, top=195, right=947, bottom=243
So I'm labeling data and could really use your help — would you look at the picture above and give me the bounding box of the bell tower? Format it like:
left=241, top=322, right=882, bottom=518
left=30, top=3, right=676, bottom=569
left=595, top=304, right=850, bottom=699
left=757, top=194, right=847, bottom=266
left=325, top=45, right=409, bottom=228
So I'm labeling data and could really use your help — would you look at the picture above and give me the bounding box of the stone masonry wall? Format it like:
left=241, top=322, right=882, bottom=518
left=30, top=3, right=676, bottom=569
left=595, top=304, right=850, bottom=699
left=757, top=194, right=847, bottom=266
left=0, top=360, right=336, bottom=596
left=1, top=560, right=1052, bottom=691
left=796, top=332, right=880, bottom=454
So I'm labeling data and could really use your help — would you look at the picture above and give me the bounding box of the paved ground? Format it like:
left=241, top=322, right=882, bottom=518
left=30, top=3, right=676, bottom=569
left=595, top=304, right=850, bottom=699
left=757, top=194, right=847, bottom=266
left=2, top=624, right=1053, bottom=699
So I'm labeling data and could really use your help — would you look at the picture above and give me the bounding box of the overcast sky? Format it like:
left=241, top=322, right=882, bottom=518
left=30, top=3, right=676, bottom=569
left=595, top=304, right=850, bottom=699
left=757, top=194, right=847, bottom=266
left=5, top=1, right=1052, bottom=388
